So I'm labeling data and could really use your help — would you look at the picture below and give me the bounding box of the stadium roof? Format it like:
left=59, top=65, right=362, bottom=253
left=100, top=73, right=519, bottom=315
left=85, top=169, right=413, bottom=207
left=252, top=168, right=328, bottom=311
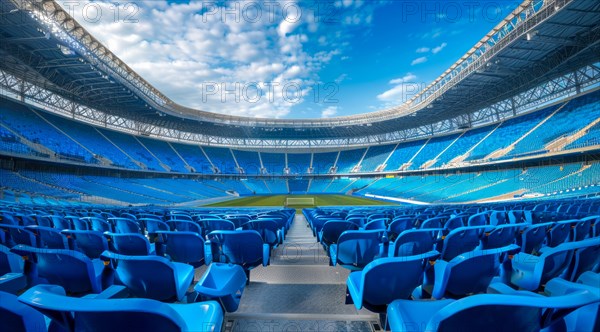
left=0, top=0, right=599, bottom=146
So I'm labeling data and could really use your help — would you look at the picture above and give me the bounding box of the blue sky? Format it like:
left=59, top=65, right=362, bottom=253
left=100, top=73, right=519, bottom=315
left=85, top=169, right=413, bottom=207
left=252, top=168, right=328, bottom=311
left=60, top=0, right=519, bottom=119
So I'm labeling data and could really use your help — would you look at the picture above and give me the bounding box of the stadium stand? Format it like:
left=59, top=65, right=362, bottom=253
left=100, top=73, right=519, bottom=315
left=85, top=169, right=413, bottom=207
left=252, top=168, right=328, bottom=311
left=0, top=0, right=599, bottom=330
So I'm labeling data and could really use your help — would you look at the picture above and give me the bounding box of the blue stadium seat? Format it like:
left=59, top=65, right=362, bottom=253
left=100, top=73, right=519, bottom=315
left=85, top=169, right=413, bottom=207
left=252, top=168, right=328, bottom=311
left=83, top=217, right=113, bottom=233
left=0, top=291, right=47, bottom=332
left=18, top=284, right=223, bottom=332
left=168, top=220, right=201, bottom=234
left=62, top=230, right=109, bottom=259
left=387, top=278, right=599, bottom=332
left=101, top=251, right=194, bottom=302
left=420, top=216, right=446, bottom=229
left=109, top=217, right=142, bottom=234
left=479, top=224, right=521, bottom=250
left=241, top=220, right=282, bottom=248
left=0, top=224, right=37, bottom=248
left=386, top=217, right=413, bottom=241
left=468, top=211, right=490, bottom=226
left=36, top=215, right=54, bottom=228
left=107, top=232, right=155, bottom=256
left=564, top=239, right=600, bottom=282
left=546, top=220, right=572, bottom=247
left=364, top=219, right=387, bottom=231
left=155, top=231, right=205, bottom=267
left=319, top=221, right=359, bottom=251
left=570, top=218, right=592, bottom=242
left=346, top=251, right=439, bottom=313
left=206, top=230, right=269, bottom=282
left=444, top=215, right=467, bottom=230
left=25, top=226, right=69, bottom=249
left=144, top=218, right=170, bottom=235
left=389, top=229, right=438, bottom=257
left=517, top=222, right=553, bottom=254
left=489, top=211, right=509, bottom=226
left=72, top=217, right=91, bottom=231
left=423, top=244, right=518, bottom=299
left=330, top=230, right=386, bottom=270
left=581, top=215, right=600, bottom=238
left=510, top=237, right=600, bottom=291
left=202, top=219, right=235, bottom=236
left=439, top=226, right=482, bottom=261
left=0, top=244, right=26, bottom=293
left=193, top=263, right=247, bottom=312
left=11, top=245, right=107, bottom=294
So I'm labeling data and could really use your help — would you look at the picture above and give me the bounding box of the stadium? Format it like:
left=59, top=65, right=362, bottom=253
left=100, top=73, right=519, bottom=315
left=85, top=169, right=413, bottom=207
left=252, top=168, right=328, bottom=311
left=0, top=0, right=599, bottom=331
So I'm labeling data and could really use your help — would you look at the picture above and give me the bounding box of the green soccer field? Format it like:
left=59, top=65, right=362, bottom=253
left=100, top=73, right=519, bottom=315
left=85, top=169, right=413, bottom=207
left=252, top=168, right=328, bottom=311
left=204, top=194, right=395, bottom=210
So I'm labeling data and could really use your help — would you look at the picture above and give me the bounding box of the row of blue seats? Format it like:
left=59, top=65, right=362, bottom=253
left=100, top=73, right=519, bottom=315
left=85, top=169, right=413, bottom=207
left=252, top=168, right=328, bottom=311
left=2, top=272, right=598, bottom=332
left=1, top=260, right=252, bottom=331
left=0, top=227, right=271, bottom=296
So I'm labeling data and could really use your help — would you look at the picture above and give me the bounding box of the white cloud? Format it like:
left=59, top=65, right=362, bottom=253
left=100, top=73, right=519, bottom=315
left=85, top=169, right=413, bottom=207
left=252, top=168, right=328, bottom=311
left=389, top=73, right=417, bottom=85
left=416, top=47, right=430, bottom=53
left=377, top=73, right=421, bottom=104
left=321, top=106, right=338, bottom=118
left=57, top=0, right=383, bottom=118
left=411, top=57, right=428, bottom=65
left=431, top=42, right=448, bottom=54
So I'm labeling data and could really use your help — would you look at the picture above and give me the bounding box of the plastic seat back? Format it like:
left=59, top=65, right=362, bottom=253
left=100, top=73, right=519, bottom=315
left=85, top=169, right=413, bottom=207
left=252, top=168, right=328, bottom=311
left=364, top=219, right=387, bottom=231
left=207, top=231, right=265, bottom=270
left=0, top=291, right=46, bottom=332
left=109, top=218, right=142, bottom=234
left=444, top=216, right=467, bottom=231
left=72, top=218, right=90, bottom=231
left=37, top=215, right=54, bottom=228
left=320, top=221, right=359, bottom=248
left=566, top=242, right=600, bottom=282
left=63, top=230, right=108, bottom=259
left=489, top=211, right=509, bottom=226
left=480, top=224, right=520, bottom=250
left=421, top=217, right=446, bottom=229
left=468, top=212, right=489, bottom=226
left=508, top=210, right=526, bottom=224
left=0, top=244, right=23, bottom=276
left=120, top=213, right=137, bottom=221
left=12, top=245, right=102, bottom=294
left=145, top=219, right=170, bottom=234
left=167, top=214, right=193, bottom=222
left=241, top=220, right=280, bottom=247
left=28, top=226, right=68, bottom=249
left=353, top=251, right=438, bottom=311
left=85, top=217, right=112, bottom=233
left=0, top=225, right=36, bottom=248
left=203, top=219, right=235, bottom=236
left=0, top=212, right=16, bottom=225
left=391, top=229, right=438, bottom=257
left=108, top=254, right=180, bottom=301
left=156, top=231, right=205, bottom=266
left=387, top=218, right=413, bottom=241
left=580, top=216, right=599, bottom=238
left=333, top=230, right=385, bottom=270
left=168, top=220, right=201, bottom=234
left=510, top=240, right=600, bottom=290
left=571, top=219, right=592, bottom=242
left=517, top=223, right=552, bottom=254
left=547, top=221, right=572, bottom=247
left=432, top=245, right=517, bottom=299
left=108, top=233, right=152, bottom=256
left=440, top=227, right=482, bottom=261
left=64, top=216, right=82, bottom=229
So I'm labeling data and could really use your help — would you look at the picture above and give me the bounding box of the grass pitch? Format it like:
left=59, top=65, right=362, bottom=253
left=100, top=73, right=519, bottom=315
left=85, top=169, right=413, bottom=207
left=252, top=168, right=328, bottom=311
left=205, top=195, right=394, bottom=209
